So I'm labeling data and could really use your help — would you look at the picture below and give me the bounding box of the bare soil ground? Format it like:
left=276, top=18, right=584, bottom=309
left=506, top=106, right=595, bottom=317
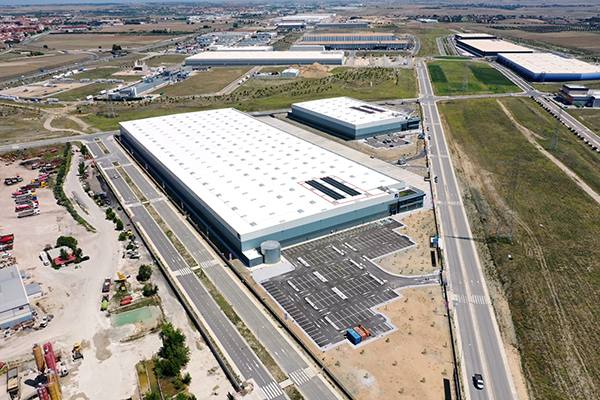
left=2, top=81, right=87, bottom=98
left=33, top=34, right=173, bottom=51
left=99, top=21, right=196, bottom=33
left=0, top=151, right=223, bottom=399
left=374, top=210, right=437, bottom=275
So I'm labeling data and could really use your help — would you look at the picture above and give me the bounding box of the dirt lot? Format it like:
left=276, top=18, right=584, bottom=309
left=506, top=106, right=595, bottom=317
left=0, top=52, right=94, bottom=82
left=0, top=149, right=224, bottom=399
left=374, top=210, right=437, bottom=275
left=2, top=80, right=87, bottom=98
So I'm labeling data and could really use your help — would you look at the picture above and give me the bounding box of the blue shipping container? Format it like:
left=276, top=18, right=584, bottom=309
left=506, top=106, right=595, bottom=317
left=347, top=328, right=362, bottom=345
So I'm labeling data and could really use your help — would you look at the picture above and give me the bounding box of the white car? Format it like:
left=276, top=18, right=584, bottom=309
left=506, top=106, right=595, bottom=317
left=2, top=253, right=11, bottom=258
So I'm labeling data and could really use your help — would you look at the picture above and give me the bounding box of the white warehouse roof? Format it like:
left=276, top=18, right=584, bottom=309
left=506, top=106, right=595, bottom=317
left=498, top=52, right=600, bottom=75
left=292, top=97, right=411, bottom=128
left=185, top=50, right=345, bottom=65
left=0, top=265, right=29, bottom=314
left=120, top=109, right=405, bottom=238
left=458, top=39, right=532, bottom=53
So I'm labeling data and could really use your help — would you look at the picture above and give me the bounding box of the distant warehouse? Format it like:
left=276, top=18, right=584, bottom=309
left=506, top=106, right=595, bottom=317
left=290, top=97, right=420, bottom=140
left=300, top=32, right=410, bottom=50
left=184, top=50, right=345, bottom=66
left=455, top=38, right=533, bottom=57
left=497, top=52, right=600, bottom=82
left=119, top=109, right=425, bottom=266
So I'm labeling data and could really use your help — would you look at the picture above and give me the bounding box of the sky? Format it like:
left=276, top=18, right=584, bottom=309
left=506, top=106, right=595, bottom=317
left=0, top=0, right=214, bottom=5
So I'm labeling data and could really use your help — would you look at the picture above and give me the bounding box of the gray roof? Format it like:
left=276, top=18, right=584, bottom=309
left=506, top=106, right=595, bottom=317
left=0, top=265, right=29, bottom=313
left=25, top=282, right=42, bottom=297
left=46, top=246, right=72, bottom=260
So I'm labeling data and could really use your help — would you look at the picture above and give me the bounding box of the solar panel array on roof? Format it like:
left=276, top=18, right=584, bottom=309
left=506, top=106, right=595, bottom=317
left=305, top=180, right=345, bottom=200
left=321, top=176, right=361, bottom=196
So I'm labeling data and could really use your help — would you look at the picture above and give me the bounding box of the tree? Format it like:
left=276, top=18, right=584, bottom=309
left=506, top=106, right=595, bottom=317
left=56, top=236, right=78, bottom=249
left=80, top=145, right=89, bottom=157
left=182, top=372, right=192, bottom=385
left=43, top=44, right=48, bottom=49
left=59, top=248, right=70, bottom=260
left=142, top=283, right=158, bottom=297
left=112, top=44, right=122, bottom=51
left=137, top=264, right=152, bottom=282
left=156, top=323, right=190, bottom=377
left=144, top=392, right=160, bottom=400
left=78, top=161, right=86, bottom=177
left=116, top=219, right=124, bottom=231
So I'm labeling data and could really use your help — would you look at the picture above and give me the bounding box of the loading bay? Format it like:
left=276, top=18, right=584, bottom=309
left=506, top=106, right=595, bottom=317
left=260, top=218, right=440, bottom=350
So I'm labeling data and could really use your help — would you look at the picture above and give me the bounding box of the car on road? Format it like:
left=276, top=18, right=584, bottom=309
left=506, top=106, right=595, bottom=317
left=473, top=373, right=484, bottom=390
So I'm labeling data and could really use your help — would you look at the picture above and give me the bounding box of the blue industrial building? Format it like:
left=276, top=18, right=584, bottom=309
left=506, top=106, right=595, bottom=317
left=119, top=108, right=424, bottom=266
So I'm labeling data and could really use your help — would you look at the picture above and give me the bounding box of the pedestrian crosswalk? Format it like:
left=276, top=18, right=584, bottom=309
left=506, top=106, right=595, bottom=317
left=259, top=381, right=284, bottom=399
left=454, top=293, right=489, bottom=305
left=174, top=267, right=194, bottom=276
left=199, top=260, right=214, bottom=269
left=289, top=369, right=311, bottom=386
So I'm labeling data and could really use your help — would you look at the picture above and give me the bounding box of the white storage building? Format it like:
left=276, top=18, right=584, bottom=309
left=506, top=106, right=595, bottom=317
left=497, top=52, right=600, bottom=82
left=290, top=97, right=421, bottom=140
left=185, top=51, right=345, bottom=66
left=120, top=108, right=425, bottom=266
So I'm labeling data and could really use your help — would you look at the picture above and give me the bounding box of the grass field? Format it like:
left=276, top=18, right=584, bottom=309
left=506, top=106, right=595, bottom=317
left=79, top=67, right=417, bottom=131
left=74, top=67, right=141, bottom=82
left=427, top=61, right=520, bottom=95
left=393, top=25, right=452, bottom=57
left=0, top=52, right=94, bottom=82
left=0, top=104, right=75, bottom=144
left=568, top=108, right=600, bottom=136
left=33, top=34, right=173, bottom=50
left=55, top=83, right=107, bottom=101
left=532, top=79, right=600, bottom=93
left=272, top=32, right=303, bottom=51
left=144, top=55, right=187, bottom=67
left=439, top=97, right=600, bottom=399
left=151, top=67, right=251, bottom=96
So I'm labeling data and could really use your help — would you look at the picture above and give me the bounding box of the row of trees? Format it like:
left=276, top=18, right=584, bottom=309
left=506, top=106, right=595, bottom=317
left=105, top=208, right=124, bottom=230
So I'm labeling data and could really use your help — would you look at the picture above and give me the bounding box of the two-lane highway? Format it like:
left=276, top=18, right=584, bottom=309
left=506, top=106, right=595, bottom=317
left=416, top=61, right=517, bottom=400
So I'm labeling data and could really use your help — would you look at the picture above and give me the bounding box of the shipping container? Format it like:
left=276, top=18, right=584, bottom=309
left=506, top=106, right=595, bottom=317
left=347, top=328, right=362, bottom=345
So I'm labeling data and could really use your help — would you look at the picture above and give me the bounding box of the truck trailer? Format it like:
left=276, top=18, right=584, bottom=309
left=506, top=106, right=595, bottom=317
left=347, top=328, right=362, bottom=345
left=18, top=209, right=40, bottom=218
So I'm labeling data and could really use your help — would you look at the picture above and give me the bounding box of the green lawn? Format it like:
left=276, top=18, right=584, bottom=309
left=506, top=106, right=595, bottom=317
left=152, top=67, right=252, bottom=96
left=439, top=97, right=600, bottom=399
left=427, top=61, right=520, bottom=95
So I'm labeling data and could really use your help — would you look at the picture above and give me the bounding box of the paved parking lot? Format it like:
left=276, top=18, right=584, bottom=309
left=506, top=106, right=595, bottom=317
left=259, top=219, right=439, bottom=350
left=361, top=130, right=421, bottom=149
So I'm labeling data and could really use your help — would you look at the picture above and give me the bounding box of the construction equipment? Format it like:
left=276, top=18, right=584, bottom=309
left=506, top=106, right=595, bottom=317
left=72, top=343, right=82, bottom=352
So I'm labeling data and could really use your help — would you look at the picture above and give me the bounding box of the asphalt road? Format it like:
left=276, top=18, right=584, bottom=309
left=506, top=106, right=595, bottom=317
left=97, top=137, right=340, bottom=400
left=416, top=61, right=517, bottom=400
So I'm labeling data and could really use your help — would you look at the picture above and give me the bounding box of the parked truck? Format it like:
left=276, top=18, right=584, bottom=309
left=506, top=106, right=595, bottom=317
left=7, top=365, right=19, bottom=395
left=101, top=294, right=109, bottom=311
left=18, top=209, right=40, bottom=218
left=39, top=251, right=50, bottom=266
left=120, top=296, right=133, bottom=306
left=102, top=277, right=111, bottom=293
left=1, top=234, right=14, bottom=244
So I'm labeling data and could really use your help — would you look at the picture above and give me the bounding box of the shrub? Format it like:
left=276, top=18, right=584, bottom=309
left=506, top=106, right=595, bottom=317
left=182, top=372, right=192, bottom=385
left=142, top=283, right=158, bottom=297
left=155, top=323, right=190, bottom=377
left=116, top=219, right=124, bottom=231
left=56, top=236, right=78, bottom=249
left=137, top=264, right=152, bottom=282
left=118, top=232, right=128, bottom=241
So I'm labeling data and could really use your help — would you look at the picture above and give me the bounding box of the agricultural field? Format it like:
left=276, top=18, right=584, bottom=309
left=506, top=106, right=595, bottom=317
left=0, top=52, right=94, bottom=82
left=79, top=67, right=417, bottom=131
left=151, top=67, right=251, bottom=96
left=99, top=21, right=197, bottom=33
left=427, top=60, right=520, bottom=95
left=439, top=97, right=600, bottom=400
left=32, top=34, right=173, bottom=51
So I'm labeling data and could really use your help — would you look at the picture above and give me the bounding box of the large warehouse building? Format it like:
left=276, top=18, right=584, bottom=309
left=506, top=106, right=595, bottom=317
left=455, top=38, right=533, bottom=57
left=120, top=109, right=425, bottom=266
left=0, top=265, right=32, bottom=330
left=184, top=50, right=345, bottom=66
left=290, top=97, right=420, bottom=139
left=300, top=33, right=410, bottom=50
left=497, top=52, right=600, bottom=82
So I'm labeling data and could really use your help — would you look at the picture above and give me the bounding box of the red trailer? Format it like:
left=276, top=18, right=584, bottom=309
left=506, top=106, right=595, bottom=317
left=1, top=234, right=14, bottom=244
left=120, top=298, right=132, bottom=306
left=15, top=204, right=31, bottom=212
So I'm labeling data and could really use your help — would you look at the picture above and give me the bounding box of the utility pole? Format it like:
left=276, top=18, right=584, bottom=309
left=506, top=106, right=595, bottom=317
left=462, top=61, right=469, bottom=92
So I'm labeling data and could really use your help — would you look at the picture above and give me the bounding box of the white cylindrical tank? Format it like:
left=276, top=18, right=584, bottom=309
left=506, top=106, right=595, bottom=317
left=261, top=240, right=281, bottom=264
